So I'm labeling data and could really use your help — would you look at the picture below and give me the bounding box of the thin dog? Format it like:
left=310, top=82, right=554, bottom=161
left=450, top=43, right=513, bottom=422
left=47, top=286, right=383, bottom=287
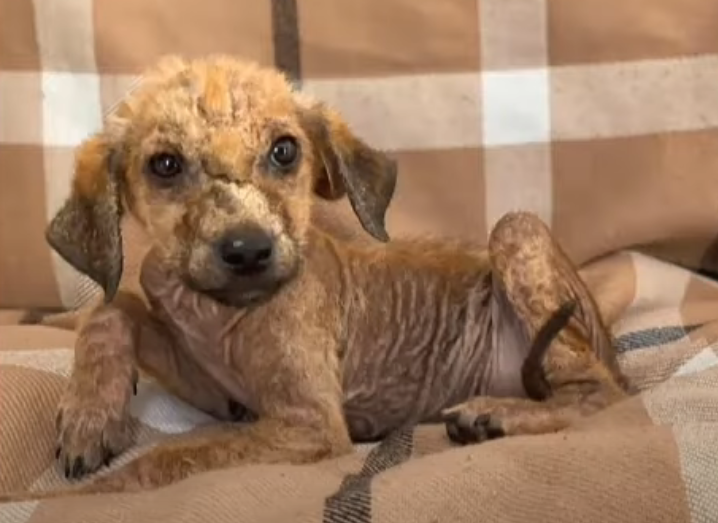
left=2, top=56, right=630, bottom=499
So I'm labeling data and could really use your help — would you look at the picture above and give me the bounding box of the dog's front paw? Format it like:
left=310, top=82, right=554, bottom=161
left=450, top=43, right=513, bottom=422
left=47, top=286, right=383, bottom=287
left=55, top=386, right=134, bottom=481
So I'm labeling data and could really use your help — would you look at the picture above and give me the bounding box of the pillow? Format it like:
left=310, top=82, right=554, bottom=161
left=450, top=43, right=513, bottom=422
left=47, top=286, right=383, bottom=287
left=1, top=0, right=718, bottom=309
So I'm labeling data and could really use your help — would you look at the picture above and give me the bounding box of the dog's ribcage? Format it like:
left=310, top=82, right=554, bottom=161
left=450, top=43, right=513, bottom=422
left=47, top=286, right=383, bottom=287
left=337, top=263, right=504, bottom=441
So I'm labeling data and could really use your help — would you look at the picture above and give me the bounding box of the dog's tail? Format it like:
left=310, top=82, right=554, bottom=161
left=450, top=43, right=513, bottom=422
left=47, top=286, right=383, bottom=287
left=521, top=299, right=577, bottom=400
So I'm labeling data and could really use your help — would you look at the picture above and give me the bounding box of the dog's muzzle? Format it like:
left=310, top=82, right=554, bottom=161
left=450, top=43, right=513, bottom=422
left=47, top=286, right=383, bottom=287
left=183, top=224, right=294, bottom=308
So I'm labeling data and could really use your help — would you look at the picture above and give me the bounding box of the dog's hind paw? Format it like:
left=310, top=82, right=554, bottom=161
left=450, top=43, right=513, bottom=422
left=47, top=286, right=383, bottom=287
left=442, top=409, right=506, bottom=445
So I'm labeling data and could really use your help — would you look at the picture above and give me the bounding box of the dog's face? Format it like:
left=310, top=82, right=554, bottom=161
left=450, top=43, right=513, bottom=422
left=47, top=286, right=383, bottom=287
left=114, top=59, right=328, bottom=303
left=46, top=56, right=397, bottom=306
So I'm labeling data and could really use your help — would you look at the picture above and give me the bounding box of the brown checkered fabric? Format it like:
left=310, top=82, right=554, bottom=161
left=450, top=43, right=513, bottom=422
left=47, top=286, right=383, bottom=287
left=3, top=0, right=718, bottom=310
left=5, top=0, right=718, bottom=521
left=3, top=252, right=718, bottom=522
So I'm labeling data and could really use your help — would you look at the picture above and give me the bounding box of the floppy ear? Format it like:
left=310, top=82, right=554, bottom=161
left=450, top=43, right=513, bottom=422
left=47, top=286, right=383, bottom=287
left=303, top=104, right=397, bottom=242
left=46, top=135, right=125, bottom=303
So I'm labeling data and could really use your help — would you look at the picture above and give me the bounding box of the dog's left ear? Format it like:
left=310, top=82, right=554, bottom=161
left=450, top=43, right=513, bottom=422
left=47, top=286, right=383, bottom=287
left=301, top=104, right=397, bottom=242
left=45, top=134, right=125, bottom=303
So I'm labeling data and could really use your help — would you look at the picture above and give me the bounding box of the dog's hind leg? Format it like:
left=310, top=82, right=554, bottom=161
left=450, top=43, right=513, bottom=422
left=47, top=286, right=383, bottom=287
left=442, top=211, right=629, bottom=444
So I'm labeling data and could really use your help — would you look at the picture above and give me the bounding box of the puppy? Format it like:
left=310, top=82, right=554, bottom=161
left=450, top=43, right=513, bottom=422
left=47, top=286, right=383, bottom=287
left=5, top=55, right=630, bottom=498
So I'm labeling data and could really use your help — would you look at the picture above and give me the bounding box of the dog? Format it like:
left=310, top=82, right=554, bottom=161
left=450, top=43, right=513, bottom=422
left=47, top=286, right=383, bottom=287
left=1, top=55, right=630, bottom=500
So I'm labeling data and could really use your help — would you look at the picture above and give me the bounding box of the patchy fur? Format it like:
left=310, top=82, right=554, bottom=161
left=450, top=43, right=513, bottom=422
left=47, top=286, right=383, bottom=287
left=0, top=56, right=630, bottom=501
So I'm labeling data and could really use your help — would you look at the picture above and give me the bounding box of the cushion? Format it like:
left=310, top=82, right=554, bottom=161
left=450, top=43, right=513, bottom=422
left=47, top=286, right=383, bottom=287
left=2, top=0, right=718, bottom=309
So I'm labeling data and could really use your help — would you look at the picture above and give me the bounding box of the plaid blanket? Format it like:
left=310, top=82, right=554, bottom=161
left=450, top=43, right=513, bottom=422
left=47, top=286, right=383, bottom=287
left=3, top=252, right=718, bottom=522
left=4, top=0, right=718, bottom=521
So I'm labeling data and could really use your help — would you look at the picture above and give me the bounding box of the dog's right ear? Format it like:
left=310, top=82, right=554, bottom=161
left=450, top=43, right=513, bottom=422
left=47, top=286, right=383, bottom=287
left=46, top=134, right=124, bottom=303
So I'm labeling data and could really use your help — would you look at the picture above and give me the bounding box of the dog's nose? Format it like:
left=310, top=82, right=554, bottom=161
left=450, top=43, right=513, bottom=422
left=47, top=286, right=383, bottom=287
left=218, top=228, right=274, bottom=275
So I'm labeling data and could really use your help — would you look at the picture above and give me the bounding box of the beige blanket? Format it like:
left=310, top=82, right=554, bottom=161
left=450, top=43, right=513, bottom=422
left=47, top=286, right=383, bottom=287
left=3, top=0, right=718, bottom=521
left=3, top=251, right=718, bottom=522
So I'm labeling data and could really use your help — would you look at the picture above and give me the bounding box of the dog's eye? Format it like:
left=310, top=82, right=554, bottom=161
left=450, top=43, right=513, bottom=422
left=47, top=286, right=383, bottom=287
left=269, top=136, right=300, bottom=170
left=148, top=153, right=184, bottom=178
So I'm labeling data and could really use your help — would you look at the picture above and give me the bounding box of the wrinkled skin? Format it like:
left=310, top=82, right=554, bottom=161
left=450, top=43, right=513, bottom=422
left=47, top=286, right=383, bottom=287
left=8, top=211, right=631, bottom=503
left=0, top=57, right=631, bottom=502
left=140, top=249, right=258, bottom=416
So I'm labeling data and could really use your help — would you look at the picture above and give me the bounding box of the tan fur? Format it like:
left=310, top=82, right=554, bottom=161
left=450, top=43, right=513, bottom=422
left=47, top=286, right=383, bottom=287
left=0, top=56, right=631, bottom=502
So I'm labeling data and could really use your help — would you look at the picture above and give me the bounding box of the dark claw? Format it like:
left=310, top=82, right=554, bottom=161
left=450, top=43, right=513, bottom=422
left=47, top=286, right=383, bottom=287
left=70, top=457, right=85, bottom=480
left=445, top=419, right=462, bottom=442
left=445, top=417, right=479, bottom=444
left=102, top=446, right=115, bottom=467
left=228, top=399, right=255, bottom=422
left=55, top=446, right=61, bottom=460
left=132, top=368, right=139, bottom=395
left=470, top=414, right=492, bottom=442
left=482, top=418, right=506, bottom=440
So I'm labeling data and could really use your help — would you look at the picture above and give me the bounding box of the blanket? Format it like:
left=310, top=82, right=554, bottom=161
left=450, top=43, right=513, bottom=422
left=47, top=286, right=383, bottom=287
left=4, top=0, right=718, bottom=520
left=3, top=251, right=718, bottom=522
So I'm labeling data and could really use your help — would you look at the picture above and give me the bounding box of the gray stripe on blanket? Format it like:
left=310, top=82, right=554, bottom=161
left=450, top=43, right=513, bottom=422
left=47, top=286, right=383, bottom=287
left=323, top=428, right=414, bottom=523
left=270, top=0, right=301, bottom=83
left=318, top=324, right=699, bottom=522
left=615, top=325, right=701, bottom=353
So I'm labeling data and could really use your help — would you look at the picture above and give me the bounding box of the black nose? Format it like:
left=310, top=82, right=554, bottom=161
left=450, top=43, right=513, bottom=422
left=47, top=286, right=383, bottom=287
left=218, top=228, right=274, bottom=275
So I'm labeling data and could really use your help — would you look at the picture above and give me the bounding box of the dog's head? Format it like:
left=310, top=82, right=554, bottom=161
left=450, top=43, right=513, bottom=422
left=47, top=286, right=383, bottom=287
left=46, top=56, right=397, bottom=306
